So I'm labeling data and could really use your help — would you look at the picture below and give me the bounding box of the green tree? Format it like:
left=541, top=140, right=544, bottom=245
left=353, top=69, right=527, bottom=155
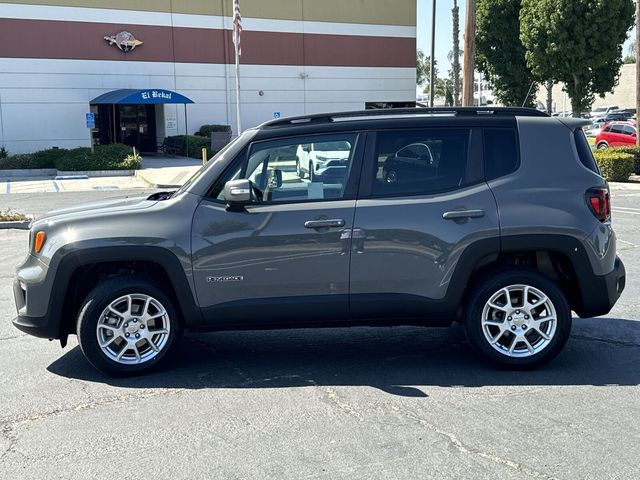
left=476, top=0, right=538, bottom=107
left=416, top=49, right=438, bottom=88
left=520, top=0, right=634, bottom=117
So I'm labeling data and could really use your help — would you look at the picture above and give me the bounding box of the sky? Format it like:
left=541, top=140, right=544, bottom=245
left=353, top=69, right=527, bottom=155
left=416, top=0, right=635, bottom=77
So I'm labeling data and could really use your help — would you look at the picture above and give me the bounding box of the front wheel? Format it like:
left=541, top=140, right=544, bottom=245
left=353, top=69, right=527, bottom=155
left=596, top=142, right=609, bottom=149
left=77, top=276, right=180, bottom=376
left=463, top=269, right=571, bottom=369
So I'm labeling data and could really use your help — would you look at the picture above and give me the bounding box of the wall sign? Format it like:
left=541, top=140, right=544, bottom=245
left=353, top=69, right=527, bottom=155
left=104, top=31, right=143, bottom=52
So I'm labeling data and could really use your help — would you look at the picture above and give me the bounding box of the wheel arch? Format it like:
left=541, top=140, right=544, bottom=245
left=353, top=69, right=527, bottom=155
left=49, top=245, right=202, bottom=343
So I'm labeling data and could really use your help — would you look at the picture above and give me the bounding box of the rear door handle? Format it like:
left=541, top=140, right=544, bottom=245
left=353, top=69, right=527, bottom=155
left=442, top=209, right=485, bottom=220
left=304, top=219, right=346, bottom=229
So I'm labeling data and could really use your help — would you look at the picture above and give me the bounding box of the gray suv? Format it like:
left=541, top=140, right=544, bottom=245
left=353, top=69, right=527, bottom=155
left=12, top=108, right=626, bottom=375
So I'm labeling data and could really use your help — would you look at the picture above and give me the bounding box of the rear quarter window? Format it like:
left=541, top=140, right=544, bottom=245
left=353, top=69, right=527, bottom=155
left=483, top=129, right=519, bottom=180
left=574, top=129, right=600, bottom=174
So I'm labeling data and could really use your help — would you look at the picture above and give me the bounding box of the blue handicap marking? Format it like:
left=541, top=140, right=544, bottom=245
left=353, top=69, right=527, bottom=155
left=86, top=112, right=95, bottom=129
left=273, top=112, right=281, bottom=119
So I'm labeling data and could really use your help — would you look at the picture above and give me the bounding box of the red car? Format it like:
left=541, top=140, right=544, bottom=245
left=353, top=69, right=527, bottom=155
left=595, top=121, right=637, bottom=148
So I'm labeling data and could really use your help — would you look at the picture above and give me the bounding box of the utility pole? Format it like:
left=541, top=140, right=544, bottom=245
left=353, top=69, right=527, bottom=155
left=462, top=0, right=476, bottom=106
left=429, top=0, right=437, bottom=107
left=636, top=0, right=639, bottom=145
left=452, top=0, right=461, bottom=106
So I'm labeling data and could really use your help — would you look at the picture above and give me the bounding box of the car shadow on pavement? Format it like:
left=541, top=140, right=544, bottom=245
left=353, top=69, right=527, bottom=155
left=47, top=318, right=640, bottom=397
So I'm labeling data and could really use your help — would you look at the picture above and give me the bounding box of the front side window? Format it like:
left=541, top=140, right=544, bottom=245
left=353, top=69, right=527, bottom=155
left=214, top=133, right=358, bottom=203
left=371, top=129, right=470, bottom=196
left=610, top=125, right=624, bottom=134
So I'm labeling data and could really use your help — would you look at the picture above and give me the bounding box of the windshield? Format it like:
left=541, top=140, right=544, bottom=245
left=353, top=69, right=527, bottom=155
left=313, top=141, right=351, bottom=152
left=593, top=107, right=608, bottom=113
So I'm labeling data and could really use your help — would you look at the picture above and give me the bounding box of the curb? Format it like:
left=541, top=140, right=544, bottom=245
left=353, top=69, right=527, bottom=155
left=135, top=170, right=181, bottom=189
left=0, top=169, right=135, bottom=179
left=0, top=220, right=31, bottom=230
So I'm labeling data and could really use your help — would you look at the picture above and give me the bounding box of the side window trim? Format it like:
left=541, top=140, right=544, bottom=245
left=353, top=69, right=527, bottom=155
left=208, top=131, right=365, bottom=205
left=357, top=127, right=480, bottom=200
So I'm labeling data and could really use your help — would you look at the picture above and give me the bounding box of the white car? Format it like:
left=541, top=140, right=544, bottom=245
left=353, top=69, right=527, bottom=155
left=296, top=140, right=352, bottom=181
left=590, top=105, right=619, bottom=118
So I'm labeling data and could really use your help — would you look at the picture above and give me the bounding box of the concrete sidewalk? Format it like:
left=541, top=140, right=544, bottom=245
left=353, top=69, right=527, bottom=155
left=136, top=154, right=202, bottom=188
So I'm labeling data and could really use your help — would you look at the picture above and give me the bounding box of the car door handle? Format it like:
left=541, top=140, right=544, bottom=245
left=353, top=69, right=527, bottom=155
left=442, top=209, right=485, bottom=220
left=304, top=219, right=346, bottom=229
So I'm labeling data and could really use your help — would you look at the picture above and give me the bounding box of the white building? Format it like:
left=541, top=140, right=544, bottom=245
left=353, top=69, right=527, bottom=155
left=0, top=0, right=417, bottom=153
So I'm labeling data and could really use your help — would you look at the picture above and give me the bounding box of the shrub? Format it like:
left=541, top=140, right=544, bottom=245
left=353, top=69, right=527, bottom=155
left=594, top=150, right=634, bottom=182
left=0, top=146, right=7, bottom=159
left=164, top=135, right=211, bottom=159
left=0, top=154, right=36, bottom=169
left=614, top=146, right=640, bottom=174
left=196, top=124, right=232, bottom=137
left=55, top=144, right=141, bottom=171
left=31, top=148, right=68, bottom=168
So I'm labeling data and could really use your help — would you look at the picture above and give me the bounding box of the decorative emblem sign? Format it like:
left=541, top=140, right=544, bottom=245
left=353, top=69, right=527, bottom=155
left=104, top=31, right=143, bottom=52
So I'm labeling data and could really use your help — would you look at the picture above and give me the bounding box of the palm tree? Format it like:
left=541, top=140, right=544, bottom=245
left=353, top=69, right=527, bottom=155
left=451, top=0, right=461, bottom=106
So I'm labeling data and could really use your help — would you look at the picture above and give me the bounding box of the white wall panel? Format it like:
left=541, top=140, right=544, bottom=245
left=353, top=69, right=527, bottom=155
left=0, top=58, right=415, bottom=150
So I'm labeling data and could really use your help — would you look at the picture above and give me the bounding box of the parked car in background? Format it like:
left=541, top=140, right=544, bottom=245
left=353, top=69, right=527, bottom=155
left=595, top=121, right=637, bottom=148
left=296, top=140, right=352, bottom=181
left=590, top=105, right=619, bottom=118
left=382, top=142, right=435, bottom=183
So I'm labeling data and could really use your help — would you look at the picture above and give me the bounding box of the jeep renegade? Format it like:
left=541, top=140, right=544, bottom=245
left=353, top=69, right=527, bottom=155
left=13, top=108, right=626, bottom=375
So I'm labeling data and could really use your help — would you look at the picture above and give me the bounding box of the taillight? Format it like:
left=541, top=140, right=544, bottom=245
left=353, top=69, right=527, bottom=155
left=586, top=187, right=611, bottom=222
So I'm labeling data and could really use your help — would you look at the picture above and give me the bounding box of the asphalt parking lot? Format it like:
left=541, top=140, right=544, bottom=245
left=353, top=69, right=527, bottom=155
left=0, top=185, right=639, bottom=479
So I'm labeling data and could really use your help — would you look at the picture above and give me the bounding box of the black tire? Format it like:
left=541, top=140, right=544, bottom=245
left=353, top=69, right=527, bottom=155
left=384, top=169, right=398, bottom=183
left=309, top=161, right=316, bottom=182
left=596, top=142, right=608, bottom=149
left=76, top=275, right=181, bottom=376
left=463, top=268, right=571, bottom=369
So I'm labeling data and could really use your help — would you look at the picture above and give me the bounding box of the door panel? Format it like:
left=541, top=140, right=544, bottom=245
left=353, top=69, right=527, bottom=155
left=191, top=132, right=363, bottom=325
left=350, top=127, right=500, bottom=319
left=350, top=184, right=499, bottom=309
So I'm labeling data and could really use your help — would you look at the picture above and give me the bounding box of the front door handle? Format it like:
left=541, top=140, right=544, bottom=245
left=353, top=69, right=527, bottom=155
left=304, top=219, right=346, bottom=229
left=442, top=209, right=485, bottom=220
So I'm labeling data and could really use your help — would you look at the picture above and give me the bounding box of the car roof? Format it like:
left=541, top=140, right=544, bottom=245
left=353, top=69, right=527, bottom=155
left=251, top=107, right=550, bottom=141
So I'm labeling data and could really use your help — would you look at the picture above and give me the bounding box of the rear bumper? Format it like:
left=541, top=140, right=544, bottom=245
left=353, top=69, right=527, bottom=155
left=576, top=256, right=626, bottom=318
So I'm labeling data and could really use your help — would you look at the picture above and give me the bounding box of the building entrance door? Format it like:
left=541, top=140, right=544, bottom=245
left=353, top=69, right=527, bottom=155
left=92, top=104, right=157, bottom=152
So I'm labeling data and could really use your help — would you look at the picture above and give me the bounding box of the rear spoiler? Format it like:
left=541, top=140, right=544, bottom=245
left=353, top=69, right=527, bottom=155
left=557, top=117, right=591, bottom=130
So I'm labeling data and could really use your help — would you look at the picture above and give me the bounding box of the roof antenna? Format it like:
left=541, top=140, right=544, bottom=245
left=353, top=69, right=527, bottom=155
left=522, top=82, right=536, bottom=107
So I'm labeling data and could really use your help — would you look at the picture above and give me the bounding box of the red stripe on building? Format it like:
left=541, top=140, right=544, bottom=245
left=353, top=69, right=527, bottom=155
left=0, top=18, right=415, bottom=68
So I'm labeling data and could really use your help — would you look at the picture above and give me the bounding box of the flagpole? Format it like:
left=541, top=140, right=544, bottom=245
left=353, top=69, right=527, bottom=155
left=234, top=38, right=241, bottom=136
left=232, top=0, right=242, bottom=136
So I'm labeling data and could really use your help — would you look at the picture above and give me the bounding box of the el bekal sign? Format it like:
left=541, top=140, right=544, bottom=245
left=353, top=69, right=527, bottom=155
left=141, top=90, right=172, bottom=101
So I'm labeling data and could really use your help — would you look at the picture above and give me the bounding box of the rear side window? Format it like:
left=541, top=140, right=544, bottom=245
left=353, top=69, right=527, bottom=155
left=574, top=129, right=600, bottom=174
left=370, top=129, right=471, bottom=197
left=484, top=128, right=519, bottom=180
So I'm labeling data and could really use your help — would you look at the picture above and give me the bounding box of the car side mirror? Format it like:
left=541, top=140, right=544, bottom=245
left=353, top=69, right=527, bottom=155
left=303, top=145, right=311, bottom=153
left=224, top=179, right=252, bottom=209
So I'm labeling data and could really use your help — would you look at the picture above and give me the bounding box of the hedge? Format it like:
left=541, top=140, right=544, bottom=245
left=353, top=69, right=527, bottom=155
left=0, top=144, right=141, bottom=171
left=593, top=149, right=634, bottom=182
left=613, top=146, right=640, bottom=174
left=164, top=135, right=211, bottom=159
left=196, top=124, right=231, bottom=137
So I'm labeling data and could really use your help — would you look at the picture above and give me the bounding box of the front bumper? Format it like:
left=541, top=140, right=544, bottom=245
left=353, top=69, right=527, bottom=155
left=576, top=255, right=626, bottom=318
left=12, top=254, right=60, bottom=339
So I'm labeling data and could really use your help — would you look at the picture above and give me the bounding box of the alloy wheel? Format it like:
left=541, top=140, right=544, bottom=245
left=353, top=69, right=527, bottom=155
left=481, top=284, right=557, bottom=358
left=96, top=293, right=171, bottom=365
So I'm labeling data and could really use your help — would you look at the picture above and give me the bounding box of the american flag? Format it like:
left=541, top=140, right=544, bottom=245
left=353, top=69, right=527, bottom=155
left=232, top=0, right=242, bottom=57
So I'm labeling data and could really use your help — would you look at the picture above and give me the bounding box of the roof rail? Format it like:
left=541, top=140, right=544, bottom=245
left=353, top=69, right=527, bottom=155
left=260, top=107, right=548, bottom=128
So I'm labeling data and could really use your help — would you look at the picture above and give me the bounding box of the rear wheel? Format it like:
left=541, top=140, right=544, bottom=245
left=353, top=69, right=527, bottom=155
left=296, top=158, right=305, bottom=179
left=76, top=276, right=180, bottom=376
left=464, top=269, right=571, bottom=368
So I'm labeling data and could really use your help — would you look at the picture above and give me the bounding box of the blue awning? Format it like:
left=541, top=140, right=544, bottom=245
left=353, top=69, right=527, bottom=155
left=90, top=89, right=194, bottom=105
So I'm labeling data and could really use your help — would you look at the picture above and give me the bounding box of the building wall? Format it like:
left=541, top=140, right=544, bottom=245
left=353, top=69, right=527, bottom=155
left=0, top=0, right=416, bottom=153
left=535, top=63, right=637, bottom=113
